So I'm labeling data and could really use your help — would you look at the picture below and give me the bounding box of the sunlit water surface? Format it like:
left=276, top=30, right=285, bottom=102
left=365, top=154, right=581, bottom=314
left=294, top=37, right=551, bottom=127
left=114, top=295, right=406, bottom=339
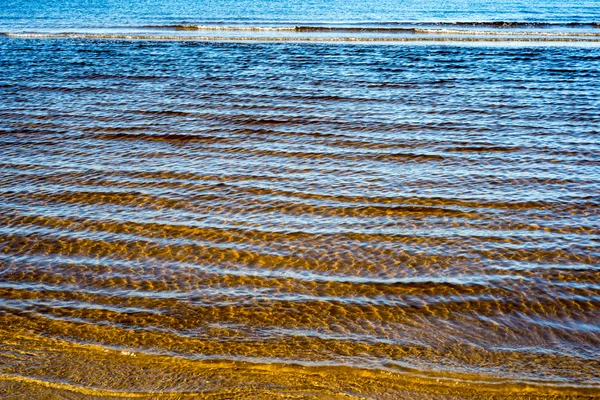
left=0, top=0, right=599, bottom=398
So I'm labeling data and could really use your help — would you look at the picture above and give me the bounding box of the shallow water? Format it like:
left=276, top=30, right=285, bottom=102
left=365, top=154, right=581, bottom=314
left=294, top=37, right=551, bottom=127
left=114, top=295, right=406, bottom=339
left=1, top=0, right=600, bottom=398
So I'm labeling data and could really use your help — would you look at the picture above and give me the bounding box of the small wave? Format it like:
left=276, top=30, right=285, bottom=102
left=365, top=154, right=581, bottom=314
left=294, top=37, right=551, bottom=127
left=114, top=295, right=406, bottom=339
left=414, top=28, right=600, bottom=37
left=95, top=132, right=231, bottom=142
left=145, top=21, right=600, bottom=30
left=148, top=24, right=415, bottom=33
left=431, top=21, right=600, bottom=28
left=2, top=359, right=597, bottom=399
left=144, top=24, right=297, bottom=31
left=369, top=21, right=600, bottom=28
left=445, top=145, right=522, bottom=152
left=140, top=24, right=600, bottom=37
left=3, top=32, right=600, bottom=43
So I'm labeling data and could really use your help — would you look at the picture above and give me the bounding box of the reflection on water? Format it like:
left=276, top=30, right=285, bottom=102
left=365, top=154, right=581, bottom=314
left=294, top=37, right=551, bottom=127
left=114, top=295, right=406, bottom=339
left=0, top=38, right=599, bottom=398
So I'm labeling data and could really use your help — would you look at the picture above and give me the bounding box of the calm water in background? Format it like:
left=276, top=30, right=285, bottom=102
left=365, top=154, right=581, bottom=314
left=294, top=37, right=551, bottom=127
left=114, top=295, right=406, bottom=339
left=2, top=0, right=600, bottom=27
left=0, top=0, right=599, bottom=398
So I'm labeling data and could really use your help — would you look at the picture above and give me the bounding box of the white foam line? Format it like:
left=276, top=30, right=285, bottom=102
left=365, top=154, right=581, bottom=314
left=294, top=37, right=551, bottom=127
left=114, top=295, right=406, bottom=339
left=4, top=32, right=600, bottom=43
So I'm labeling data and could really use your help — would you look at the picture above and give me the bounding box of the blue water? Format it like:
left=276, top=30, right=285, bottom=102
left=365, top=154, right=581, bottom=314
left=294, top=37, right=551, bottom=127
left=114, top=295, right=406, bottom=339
left=0, top=0, right=599, bottom=398
left=2, top=0, right=600, bottom=27
left=2, top=0, right=600, bottom=43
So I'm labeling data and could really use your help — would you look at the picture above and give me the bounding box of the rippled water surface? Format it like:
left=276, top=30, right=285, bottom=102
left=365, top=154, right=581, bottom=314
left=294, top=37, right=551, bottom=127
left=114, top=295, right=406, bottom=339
left=1, top=0, right=600, bottom=398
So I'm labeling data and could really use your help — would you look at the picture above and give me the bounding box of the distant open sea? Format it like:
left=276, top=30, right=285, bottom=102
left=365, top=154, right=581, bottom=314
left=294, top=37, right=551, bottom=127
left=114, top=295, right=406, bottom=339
left=0, top=0, right=599, bottom=398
